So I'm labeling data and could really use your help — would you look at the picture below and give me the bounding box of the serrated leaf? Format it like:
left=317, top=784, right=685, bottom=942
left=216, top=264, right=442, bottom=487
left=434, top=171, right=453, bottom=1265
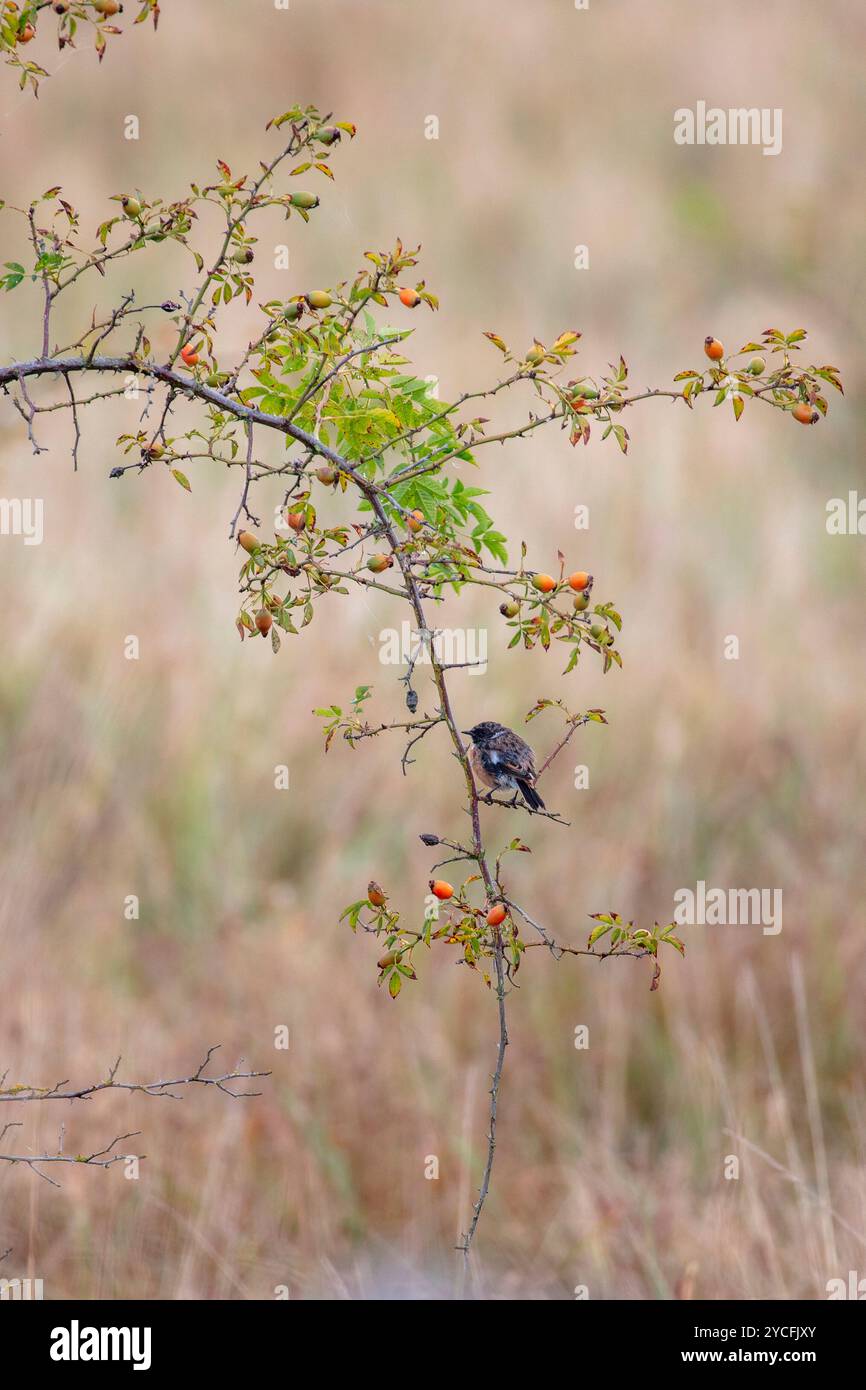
left=483, top=331, right=508, bottom=353
left=612, top=423, right=629, bottom=454
left=587, top=919, right=614, bottom=948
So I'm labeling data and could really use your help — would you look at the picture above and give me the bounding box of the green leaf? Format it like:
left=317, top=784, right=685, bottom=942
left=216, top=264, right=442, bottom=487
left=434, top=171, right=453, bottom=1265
left=339, top=898, right=368, bottom=927
left=587, top=919, right=614, bottom=948
left=612, top=423, right=629, bottom=454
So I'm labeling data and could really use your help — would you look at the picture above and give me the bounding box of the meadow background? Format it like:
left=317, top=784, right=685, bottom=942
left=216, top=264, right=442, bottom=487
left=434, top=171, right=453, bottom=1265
left=0, top=0, right=864, bottom=1299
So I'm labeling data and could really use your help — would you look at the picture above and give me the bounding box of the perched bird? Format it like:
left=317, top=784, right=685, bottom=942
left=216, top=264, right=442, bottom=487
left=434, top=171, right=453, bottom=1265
left=463, top=721, right=545, bottom=811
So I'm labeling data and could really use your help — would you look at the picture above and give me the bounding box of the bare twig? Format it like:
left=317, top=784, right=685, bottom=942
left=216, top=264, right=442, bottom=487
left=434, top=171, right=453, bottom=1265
left=63, top=371, right=81, bottom=471
left=0, top=1045, right=269, bottom=1103
left=0, top=1132, right=143, bottom=1188
left=230, top=419, right=258, bottom=538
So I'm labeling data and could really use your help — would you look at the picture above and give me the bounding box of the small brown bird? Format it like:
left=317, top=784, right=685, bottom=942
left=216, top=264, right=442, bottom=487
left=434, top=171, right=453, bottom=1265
left=463, top=721, right=545, bottom=811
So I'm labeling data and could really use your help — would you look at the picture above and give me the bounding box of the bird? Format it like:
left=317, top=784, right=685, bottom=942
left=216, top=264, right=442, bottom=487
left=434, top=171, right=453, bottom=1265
left=463, top=721, right=545, bottom=811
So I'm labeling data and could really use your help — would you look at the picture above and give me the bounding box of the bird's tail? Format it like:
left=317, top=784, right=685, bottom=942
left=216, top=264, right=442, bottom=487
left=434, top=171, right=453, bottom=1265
left=517, top=778, right=545, bottom=811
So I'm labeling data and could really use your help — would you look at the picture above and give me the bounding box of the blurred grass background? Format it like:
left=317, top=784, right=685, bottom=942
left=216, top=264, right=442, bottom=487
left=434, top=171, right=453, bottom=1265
left=0, top=0, right=864, bottom=1299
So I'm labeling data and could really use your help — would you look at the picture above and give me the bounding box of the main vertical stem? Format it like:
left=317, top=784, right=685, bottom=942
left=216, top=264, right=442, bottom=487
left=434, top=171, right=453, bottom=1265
left=363, top=483, right=508, bottom=1257
left=460, top=946, right=508, bottom=1256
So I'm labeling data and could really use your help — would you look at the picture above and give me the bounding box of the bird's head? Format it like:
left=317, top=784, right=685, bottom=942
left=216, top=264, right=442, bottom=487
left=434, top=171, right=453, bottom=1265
left=463, top=721, right=501, bottom=746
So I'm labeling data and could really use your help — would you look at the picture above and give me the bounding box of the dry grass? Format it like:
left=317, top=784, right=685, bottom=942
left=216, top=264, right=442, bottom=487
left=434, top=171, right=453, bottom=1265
left=0, top=0, right=864, bottom=1299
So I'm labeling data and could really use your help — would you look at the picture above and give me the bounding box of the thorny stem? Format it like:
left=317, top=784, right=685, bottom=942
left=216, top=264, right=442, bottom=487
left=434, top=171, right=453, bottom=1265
left=0, top=355, right=363, bottom=467
left=28, top=206, right=51, bottom=361
left=230, top=419, right=257, bottom=538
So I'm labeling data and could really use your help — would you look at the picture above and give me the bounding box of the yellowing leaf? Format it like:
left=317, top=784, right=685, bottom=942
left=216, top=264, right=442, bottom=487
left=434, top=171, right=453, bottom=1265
left=552, top=330, right=581, bottom=353
left=483, top=331, right=508, bottom=353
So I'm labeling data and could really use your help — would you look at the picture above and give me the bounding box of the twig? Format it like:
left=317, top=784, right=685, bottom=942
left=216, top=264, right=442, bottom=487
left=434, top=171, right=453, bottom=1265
left=536, top=713, right=592, bottom=779
left=0, top=1044, right=269, bottom=1103
left=0, top=1132, right=143, bottom=1188
left=63, top=371, right=81, bottom=471
left=479, top=792, right=570, bottom=825
left=230, top=419, right=258, bottom=538
left=13, top=367, right=47, bottom=454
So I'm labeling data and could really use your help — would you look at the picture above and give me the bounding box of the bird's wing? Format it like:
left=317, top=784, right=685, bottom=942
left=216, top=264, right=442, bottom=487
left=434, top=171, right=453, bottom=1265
left=489, top=730, right=536, bottom=780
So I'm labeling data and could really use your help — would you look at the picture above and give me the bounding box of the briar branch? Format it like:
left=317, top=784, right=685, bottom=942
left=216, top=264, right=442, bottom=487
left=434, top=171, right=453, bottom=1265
left=0, top=1046, right=268, bottom=1186
left=0, top=1044, right=269, bottom=1102
left=0, top=1125, right=143, bottom=1188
